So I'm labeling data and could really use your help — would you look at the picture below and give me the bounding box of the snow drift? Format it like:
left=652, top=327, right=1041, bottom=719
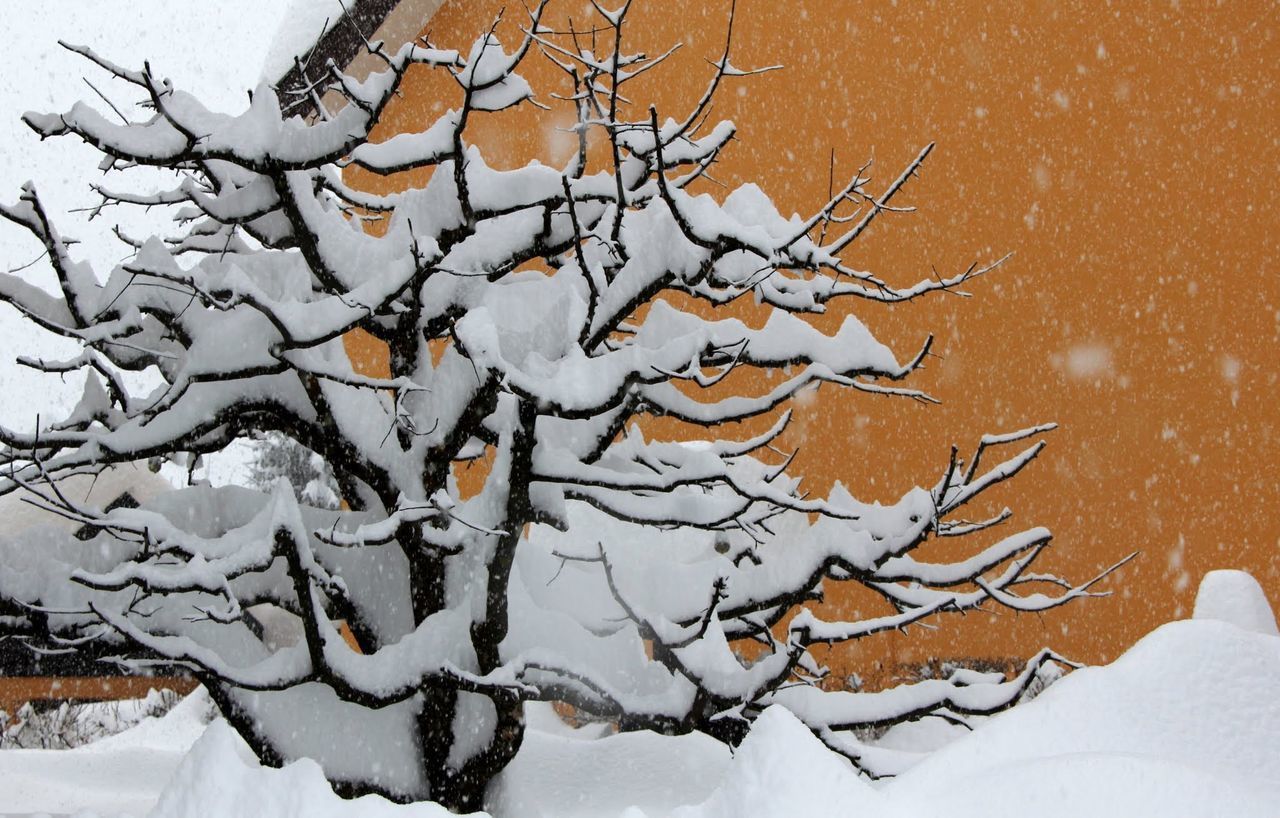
left=4, top=570, right=1272, bottom=818
left=0, top=686, right=212, bottom=816
left=682, top=568, right=1280, bottom=818
left=886, top=618, right=1280, bottom=817
left=153, top=721, right=458, bottom=818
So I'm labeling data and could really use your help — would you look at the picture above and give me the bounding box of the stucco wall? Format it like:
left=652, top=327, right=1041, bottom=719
left=343, top=0, right=1278, bottom=671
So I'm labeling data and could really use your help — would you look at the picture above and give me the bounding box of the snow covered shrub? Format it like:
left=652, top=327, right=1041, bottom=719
left=248, top=431, right=341, bottom=510
left=0, top=1, right=1128, bottom=810
left=0, top=688, right=180, bottom=750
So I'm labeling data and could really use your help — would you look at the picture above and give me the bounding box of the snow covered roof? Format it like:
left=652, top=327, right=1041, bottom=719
left=0, top=464, right=171, bottom=537
left=266, top=0, right=446, bottom=119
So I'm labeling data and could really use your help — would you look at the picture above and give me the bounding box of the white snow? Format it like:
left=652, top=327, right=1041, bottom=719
left=1220, top=353, right=1242, bottom=383
left=0, top=686, right=213, bottom=816
left=152, top=720, right=455, bottom=818
left=489, top=705, right=731, bottom=818
left=3, top=569, right=1277, bottom=817
left=887, top=617, right=1280, bottom=816
left=260, top=0, right=345, bottom=86
left=1192, top=568, right=1279, bottom=636
left=674, top=707, right=885, bottom=818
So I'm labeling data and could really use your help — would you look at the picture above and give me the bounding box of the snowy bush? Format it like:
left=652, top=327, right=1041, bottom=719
left=248, top=431, right=342, bottom=510
left=0, top=687, right=180, bottom=750
left=0, top=1, right=1127, bottom=810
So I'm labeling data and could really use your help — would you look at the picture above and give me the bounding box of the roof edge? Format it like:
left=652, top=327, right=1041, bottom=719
left=276, top=0, right=446, bottom=119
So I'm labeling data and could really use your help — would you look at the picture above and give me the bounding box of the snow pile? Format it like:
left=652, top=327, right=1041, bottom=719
left=151, top=720, right=457, bottom=818
left=884, top=622, right=1280, bottom=816
left=4, top=570, right=1279, bottom=817
left=0, top=463, right=172, bottom=538
left=148, top=569, right=1280, bottom=818
left=489, top=704, right=730, bottom=818
left=675, top=568, right=1280, bottom=818
left=0, top=686, right=213, bottom=816
left=672, top=707, right=884, bottom=818
left=1192, top=568, right=1279, bottom=635
left=90, top=686, right=216, bottom=754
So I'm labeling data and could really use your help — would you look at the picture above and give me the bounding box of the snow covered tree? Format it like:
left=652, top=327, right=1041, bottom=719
left=248, top=431, right=341, bottom=510
left=0, top=2, right=1128, bottom=810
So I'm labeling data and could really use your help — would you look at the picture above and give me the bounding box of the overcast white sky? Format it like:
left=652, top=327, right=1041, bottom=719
left=0, top=2, right=330, bottom=428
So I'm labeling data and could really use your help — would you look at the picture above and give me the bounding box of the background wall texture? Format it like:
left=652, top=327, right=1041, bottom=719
left=346, top=0, right=1278, bottom=674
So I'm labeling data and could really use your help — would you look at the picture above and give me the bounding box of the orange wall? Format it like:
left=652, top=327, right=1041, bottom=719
left=346, top=0, right=1279, bottom=671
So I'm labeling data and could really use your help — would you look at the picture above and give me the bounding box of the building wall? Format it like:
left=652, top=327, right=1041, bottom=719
left=345, top=0, right=1279, bottom=672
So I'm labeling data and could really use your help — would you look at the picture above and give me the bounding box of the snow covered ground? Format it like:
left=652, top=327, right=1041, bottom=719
left=0, top=688, right=213, bottom=816
left=2, top=570, right=1276, bottom=818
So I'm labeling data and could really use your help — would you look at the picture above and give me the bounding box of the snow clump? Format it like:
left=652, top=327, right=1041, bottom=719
left=1192, top=568, right=1279, bottom=636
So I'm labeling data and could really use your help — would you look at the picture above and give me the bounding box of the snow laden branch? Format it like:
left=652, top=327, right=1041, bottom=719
left=0, top=1, right=1117, bottom=811
left=517, top=427, right=1133, bottom=758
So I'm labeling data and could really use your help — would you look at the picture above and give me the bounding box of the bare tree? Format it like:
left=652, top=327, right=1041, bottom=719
left=0, top=2, right=1127, bottom=810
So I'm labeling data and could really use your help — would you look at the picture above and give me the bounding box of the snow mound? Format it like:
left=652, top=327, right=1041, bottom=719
left=890, top=614, right=1280, bottom=815
left=0, top=686, right=209, bottom=816
left=1192, top=569, right=1279, bottom=636
left=150, top=720, right=464, bottom=818
left=674, top=706, right=884, bottom=818
left=8, top=572, right=1280, bottom=818
left=895, top=751, right=1276, bottom=818
left=89, top=686, right=215, bottom=753
left=490, top=707, right=730, bottom=818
